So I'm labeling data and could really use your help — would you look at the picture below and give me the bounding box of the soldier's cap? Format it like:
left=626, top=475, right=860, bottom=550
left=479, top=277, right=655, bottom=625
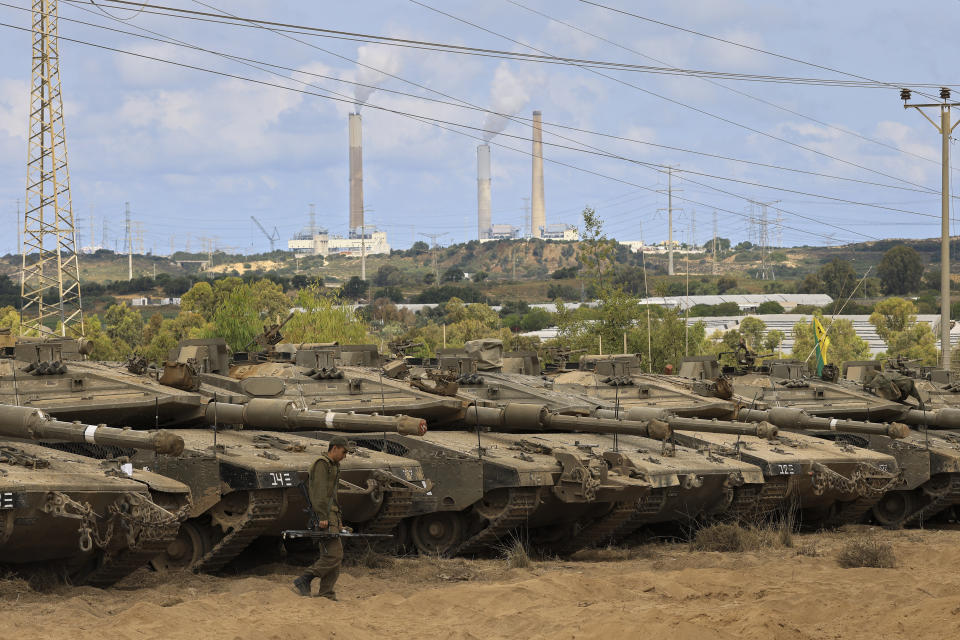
left=329, top=435, right=350, bottom=449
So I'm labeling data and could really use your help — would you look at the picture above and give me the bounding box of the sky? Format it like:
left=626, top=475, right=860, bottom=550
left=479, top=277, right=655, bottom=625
left=0, top=0, right=958, bottom=256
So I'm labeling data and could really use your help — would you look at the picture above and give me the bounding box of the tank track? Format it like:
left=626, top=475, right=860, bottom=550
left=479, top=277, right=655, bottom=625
left=823, top=496, right=878, bottom=528
left=195, top=490, right=284, bottom=573
left=83, top=526, right=180, bottom=588
left=610, top=488, right=669, bottom=539
left=552, top=501, right=640, bottom=555
left=454, top=487, right=539, bottom=555
left=903, top=474, right=960, bottom=527
left=360, top=492, right=414, bottom=535
left=727, top=477, right=791, bottom=522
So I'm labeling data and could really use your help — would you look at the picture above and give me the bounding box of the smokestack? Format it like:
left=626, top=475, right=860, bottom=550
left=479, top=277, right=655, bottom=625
left=531, top=110, right=545, bottom=238
left=477, top=144, right=491, bottom=240
left=349, top=113, right=364, bottom=233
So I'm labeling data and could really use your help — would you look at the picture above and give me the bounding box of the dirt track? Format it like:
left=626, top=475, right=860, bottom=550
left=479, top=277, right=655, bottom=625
left=2, top=526, right=960, bottom=640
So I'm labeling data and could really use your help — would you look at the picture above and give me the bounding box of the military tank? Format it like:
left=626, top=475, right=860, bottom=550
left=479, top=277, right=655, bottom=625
left=675, top=355, right=960, bottom=528
left=165, top=340, right=698, bottom=556
left=475, top=350, right=904, bottom=528
left=2, top=337, right=432, bottom=573
left=0, top=338, right=205, bottom=427
left=0, top=403, right=190, bottom=587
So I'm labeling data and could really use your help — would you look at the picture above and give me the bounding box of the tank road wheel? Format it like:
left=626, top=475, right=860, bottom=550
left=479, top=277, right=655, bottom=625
left=151, top=521, right=214, bottom=572
left=410, top=512, right=465, bottom=556
left=872, top=490, right=915, bottom=529
left=472, top=488, right=517, bottom=521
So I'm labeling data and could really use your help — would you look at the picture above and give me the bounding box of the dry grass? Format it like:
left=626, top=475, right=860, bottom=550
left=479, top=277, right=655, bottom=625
left=347, top=546, right=396, bottom=570
left=837, top=537, right=896, bottom=569
left=689, top=523, right=786, bottom=553
left=501, top=537, right=532, bottom=569
left=572, top=544, right=658, bottom=563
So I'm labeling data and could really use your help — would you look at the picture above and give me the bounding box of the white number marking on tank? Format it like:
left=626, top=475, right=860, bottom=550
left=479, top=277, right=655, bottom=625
left=268, top=472, right=294, bottom=487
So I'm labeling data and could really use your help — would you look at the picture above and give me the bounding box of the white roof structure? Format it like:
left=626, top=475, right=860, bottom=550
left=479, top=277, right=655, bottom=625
left=637, top=294, right=833, bottom=311
left=689, top=313, right=954, bottom=355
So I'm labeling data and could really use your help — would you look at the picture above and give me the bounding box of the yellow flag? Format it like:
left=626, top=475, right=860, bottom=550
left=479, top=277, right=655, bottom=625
left=814, top=317, right=830, bottom=363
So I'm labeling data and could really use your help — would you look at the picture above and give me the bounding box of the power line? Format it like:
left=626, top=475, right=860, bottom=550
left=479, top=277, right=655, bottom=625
left=506, top=0, right=957, bottom=176
left=53, top=0, right=959, bottom=90
left=408, top=0, right=937, bottom=194
left=575, top=0, right=944, bottom=102
left=4, top=0, right=937, bottom=198
left=0, top=15, right=884, bottom=244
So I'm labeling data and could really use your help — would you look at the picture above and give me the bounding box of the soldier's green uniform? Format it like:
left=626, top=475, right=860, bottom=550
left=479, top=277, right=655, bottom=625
left=865, top=370, right=926, bottom=409
left=293, top=436, right=348, bottom=600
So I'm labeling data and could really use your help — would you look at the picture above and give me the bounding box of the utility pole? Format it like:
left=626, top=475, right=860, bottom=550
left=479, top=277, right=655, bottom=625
left=657, top=167, right=681, bottom=276
left=902, top=87, right=960, bottom=369
left=125, top=202, right=132, bottom=281
left=668, top=168, right=674, bottom=275
left=20, top=0, right=83, bottom=337
left=712, top=210, right=718, bottom=275
left=419, top=232, right=447, bottom=286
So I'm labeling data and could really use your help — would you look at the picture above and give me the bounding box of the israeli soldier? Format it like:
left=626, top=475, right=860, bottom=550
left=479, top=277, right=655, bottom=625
left=864, top=369, right=926, bottom=409
left=293, top=435, right=349, bottom=600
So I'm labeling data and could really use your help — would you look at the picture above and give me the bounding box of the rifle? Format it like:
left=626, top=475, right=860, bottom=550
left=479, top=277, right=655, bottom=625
left=281, top=529, right=393, bottom=540
left=284, top=482, right=394, bottom=542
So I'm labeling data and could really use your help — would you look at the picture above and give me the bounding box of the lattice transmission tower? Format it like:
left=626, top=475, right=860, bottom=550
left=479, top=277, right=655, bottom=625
left=20, top=0, right=83, bottom=337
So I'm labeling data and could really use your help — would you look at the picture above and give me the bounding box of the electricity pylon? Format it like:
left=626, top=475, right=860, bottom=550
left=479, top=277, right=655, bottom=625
left=20, top=0, right=83, bottom=337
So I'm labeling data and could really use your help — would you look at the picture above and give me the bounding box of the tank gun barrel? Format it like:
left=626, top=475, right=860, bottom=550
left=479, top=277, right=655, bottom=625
left=897, top=407, right=960, bottom=430
left=595, top=407, right=778, bottom=439
left=0, top=404, right=185, bottom=455
left=464, top=403, right=674, bottom=439
left=735, top=406, right=909, bottom=439
left=205, top=399, right=428, bottom=435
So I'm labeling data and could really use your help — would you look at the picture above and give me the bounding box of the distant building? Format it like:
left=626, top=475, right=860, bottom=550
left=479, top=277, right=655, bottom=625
left=327, top=229, right=390, bottom=256
left=540, top=223, right=579, bottom=241
left=287, top=227, right=389, bottom=257
left=480, top=224, right=521, bottom=242
left=288, top=228, right=329, bottom=256
left=620, top=240, right=703, bottom=254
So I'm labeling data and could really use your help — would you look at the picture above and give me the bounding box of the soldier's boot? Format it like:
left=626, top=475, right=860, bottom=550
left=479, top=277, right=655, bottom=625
left=321, top=592, right=338, bottom=602
left=292, top=574, right=312, bottom=597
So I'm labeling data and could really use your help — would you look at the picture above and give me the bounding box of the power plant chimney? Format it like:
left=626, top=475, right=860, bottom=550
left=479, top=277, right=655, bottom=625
left=531, top=110, right=545, bottom=238
left=348, top=112, right=364, bottom=234
left=477, top=144, right=491, bottom=240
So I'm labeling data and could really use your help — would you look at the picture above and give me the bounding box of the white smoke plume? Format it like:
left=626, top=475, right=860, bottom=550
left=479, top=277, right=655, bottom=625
left=481, top=63, right=530, bottom=142
left=352, top=44, right=401, bottom=112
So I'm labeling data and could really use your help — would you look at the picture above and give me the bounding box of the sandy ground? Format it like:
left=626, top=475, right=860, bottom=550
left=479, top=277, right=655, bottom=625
left=2, top=526, right=960, bottom=640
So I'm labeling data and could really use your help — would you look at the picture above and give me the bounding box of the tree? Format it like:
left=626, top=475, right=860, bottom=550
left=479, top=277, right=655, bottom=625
left=579, top=207, right=616, bottom=294
left=284, top=286, right=369, bottom=344
left=373, top=265, right=403, bottom=287
left=442, top=266, right=465, bottom=283
left=877, top=245, right=924, bottom=295
left=757, top=301, right=785, bottom=314
left=103, top=303, right=144, bottom=351
left=791, top=315, right=869, bottom=372
left=797, top=273, right=823, bottom=294
left=716, top=276, right=738, bottom=294
left=409, top=241, right=429, bottom=255
left=180, top=281, right=216, bottom=319
left=738, top=316, right=767, bottom=351
left=763, top=329, right=785, bottom=354
left=341, top=276, right=370, bottom=300
left=870, top=297, right=938, bottom=365
left=869, top=298, right=917, bottom=341
left=817, top=259, right=859, bottom=300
